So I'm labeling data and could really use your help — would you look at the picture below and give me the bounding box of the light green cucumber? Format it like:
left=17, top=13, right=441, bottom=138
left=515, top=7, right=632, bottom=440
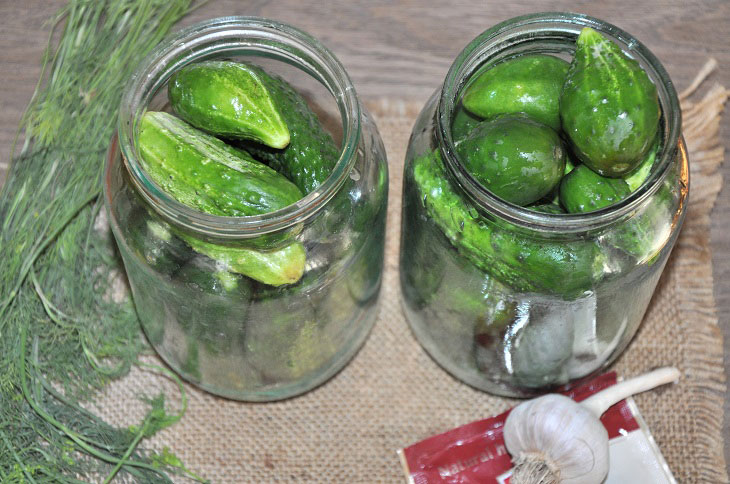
left=179, top=234, right=306, bottom=286
left=138, top=111, right=302, bottom=216
left=169, top=60, right=290, bottom=148
left=462, top=54, right=569, bottom=131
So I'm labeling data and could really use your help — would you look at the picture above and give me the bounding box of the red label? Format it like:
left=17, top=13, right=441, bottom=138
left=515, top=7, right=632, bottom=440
left=401, top=372, right=639, bottom=483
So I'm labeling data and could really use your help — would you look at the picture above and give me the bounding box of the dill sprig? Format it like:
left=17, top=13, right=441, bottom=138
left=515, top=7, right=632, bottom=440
left=0, top=1, right=207, bottom=481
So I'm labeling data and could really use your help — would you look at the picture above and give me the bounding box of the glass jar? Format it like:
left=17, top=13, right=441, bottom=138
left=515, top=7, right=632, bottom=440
left=399, top=13, right=688, bottom=397
left=105, top=17, right=388, bottom=401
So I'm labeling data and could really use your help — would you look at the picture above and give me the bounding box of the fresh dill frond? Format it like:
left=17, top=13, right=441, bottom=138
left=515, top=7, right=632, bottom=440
left=0, top=1, right=207, bottom=481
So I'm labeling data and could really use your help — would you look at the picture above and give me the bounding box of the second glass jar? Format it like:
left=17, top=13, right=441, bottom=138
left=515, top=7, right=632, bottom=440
left=399, top=13, right=688, bottom=397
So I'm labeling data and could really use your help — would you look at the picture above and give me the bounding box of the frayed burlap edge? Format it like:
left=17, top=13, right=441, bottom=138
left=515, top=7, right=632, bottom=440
left=673, top=60, right=729, bottom=483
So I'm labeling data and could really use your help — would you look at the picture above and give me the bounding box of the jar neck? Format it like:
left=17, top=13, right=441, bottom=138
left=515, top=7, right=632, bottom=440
left=118, top=16, right=361, bottom=239
left=436, top=12, right=682, bottom=234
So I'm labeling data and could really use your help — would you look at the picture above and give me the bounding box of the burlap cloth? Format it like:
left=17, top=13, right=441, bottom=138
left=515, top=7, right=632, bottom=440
left=91, top=64, right=729, bottom=483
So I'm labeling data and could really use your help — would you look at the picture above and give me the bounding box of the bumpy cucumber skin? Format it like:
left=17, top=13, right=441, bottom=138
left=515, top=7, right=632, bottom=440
left=412, top=149, right=603, bottom=297
left=462, top=54, right=569, bottom=131
left=139, top=111, right=303, bottom=216
left=559, top=164, right=631, bottom=213
left=169, top=61, right=290, bottom=149
left=560, top=28, right=660, bottom=177
left=243, top=66, right=339, bottom=194
left=456, top=115, right=566, bottom=206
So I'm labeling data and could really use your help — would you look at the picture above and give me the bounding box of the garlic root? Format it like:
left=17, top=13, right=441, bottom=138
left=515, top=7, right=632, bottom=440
left=503, top=367, right=680, bottom=484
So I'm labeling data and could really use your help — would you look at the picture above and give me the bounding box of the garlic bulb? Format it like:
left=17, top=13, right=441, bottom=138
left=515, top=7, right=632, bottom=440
left=503, top=367, right=680, bottom=484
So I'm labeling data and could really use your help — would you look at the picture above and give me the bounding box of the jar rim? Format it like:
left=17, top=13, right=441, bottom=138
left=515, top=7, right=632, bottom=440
left=116, top=16, right=361, bottom=239
left=437, top=12, right=683, bottom=233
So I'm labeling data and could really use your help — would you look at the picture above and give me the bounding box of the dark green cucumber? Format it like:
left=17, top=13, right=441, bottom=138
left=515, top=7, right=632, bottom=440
left=168, top=60, right=290, bottom=148
left=456, top=115, right=566, bottom=206
left=127, top=210, right=193, bottom=275
left=412, top=149, right=604, bottom=297
left=561, top=160, right=672, bottom=263
left=138, top=111, right=303, bottom=217
left=560, top=28, right=660, bottom=176
left=463, top=54, right=569, bottom=131
left=559, top=164, right=632, bottom=213
left=174, top=257, right=252, bottom=357
left=245, top=297, right=334, bottom=382
left=451, top=101, right=482, bottom=142
left=243, top=65, right=339, bottom=194
left=399, top=189, right=446, bottom=309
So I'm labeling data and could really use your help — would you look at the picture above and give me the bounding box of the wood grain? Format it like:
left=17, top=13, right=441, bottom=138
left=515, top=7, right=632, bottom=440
left=1, top=0, right=729, bottom=475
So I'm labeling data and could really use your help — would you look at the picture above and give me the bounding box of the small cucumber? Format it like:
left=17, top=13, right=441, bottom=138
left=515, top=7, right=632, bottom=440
left=168, top=60, right=290, bottom=149
left=456, top=115, right=566, bottom=206
left=559, top=164, right=631, bottom=213
left=462, top=54, right=569, bottom=131
left=179, top=233, right=306, bottom=286
left=138, top=111, right=303, bottom=216
left=243, top=65, right=339, bottom=194
left=560, top=28, right=660, bottom=177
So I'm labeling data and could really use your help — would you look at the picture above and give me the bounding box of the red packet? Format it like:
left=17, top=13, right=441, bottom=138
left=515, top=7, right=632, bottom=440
left=398, top=372, right=675, bottom=484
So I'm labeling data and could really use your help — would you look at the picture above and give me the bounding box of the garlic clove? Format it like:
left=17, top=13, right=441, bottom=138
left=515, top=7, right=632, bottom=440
left=504, top=394, right=609, bottom=484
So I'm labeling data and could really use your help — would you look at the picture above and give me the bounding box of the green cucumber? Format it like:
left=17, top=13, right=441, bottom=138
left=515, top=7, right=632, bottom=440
left=624, top=139, right=659, bottom=191
left=560, top=162, right=671, bottom=262
left=527, top=202, right=565, bottom=214
left=456, top=115, right=566, bottom=206
left=126, top=211, right=193, bottom=275
left=138, top=112, right=306, bottom=285
left=462, top=54, right=569, bottom=131
left=243, top=65, right=339, bottom=194
left=245, top=297, right=334, bottom=382
left=559, top=164, right=632, bottom=213
left=451, top=102, right=482, bottom=142
left=560, top=28, right=660, bottom=176
left=174, top=258, right=251, bottom=357
left=168, top=60, right=290, bottom=148
left=412, top=149, right=603, bottom=297
left=138, top=111, right=302, bottom=216
left=179, top=233, right=306, bottom=286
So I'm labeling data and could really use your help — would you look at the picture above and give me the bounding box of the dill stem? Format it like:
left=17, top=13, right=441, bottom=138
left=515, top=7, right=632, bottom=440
left=0, top=428, right=37, bottom=484
left=0, top=189, right=99, bottom=320
left=102, top=420, right=149, bottom=484
left=18, top=325, right=170, bottom=479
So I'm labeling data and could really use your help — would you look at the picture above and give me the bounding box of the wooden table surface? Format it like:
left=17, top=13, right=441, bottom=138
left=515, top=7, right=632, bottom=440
left=2, top=0, right=729, bottom=475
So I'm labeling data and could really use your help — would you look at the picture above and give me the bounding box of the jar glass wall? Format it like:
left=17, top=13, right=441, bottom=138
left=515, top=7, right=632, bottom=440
left=399, top=13, right=688, bottom=397
left=105, top=17, right=388, bottom=401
